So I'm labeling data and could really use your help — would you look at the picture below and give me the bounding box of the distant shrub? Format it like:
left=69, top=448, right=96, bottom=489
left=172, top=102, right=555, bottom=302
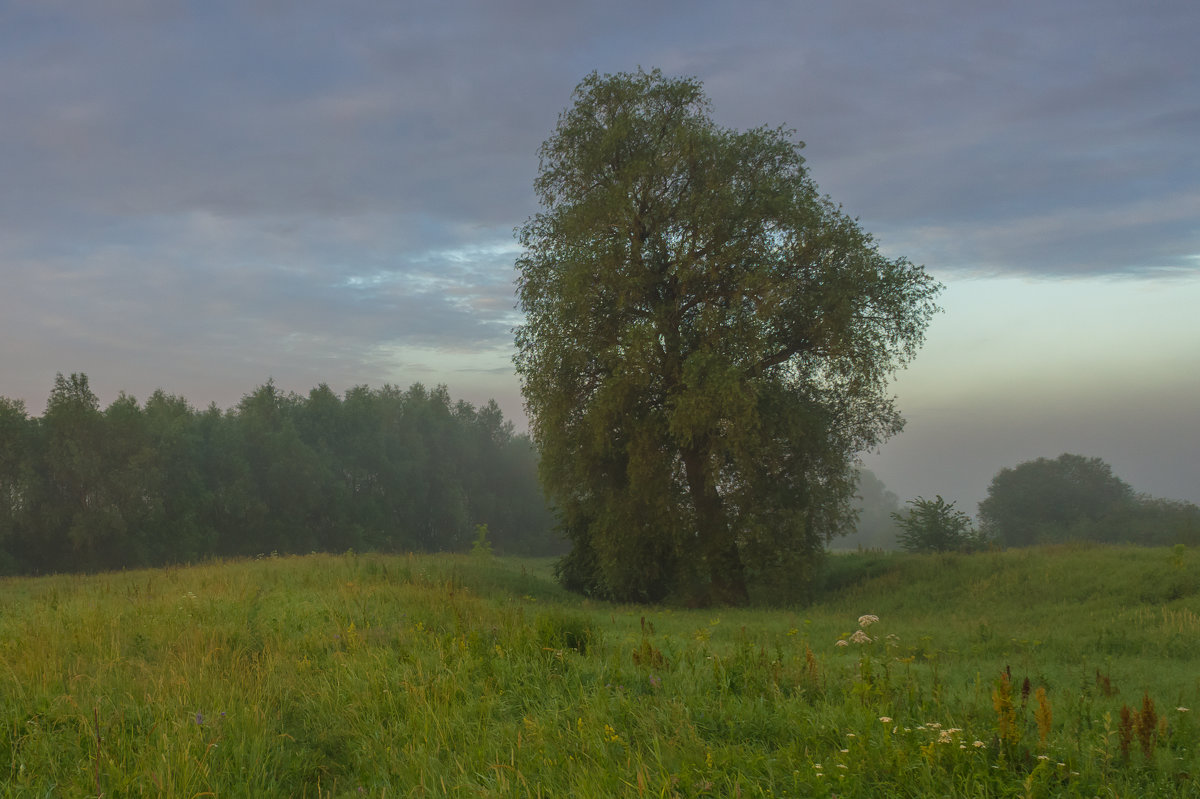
left=892, top=496, right=984, bottom=553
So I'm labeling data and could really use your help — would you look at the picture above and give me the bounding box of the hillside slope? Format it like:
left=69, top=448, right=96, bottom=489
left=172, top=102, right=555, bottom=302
left=1, top=546, right=1196, bottom=797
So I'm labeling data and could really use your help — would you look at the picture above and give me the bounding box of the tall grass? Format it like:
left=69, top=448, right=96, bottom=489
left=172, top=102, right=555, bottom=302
left=1, top=546, right=1197, bottom=797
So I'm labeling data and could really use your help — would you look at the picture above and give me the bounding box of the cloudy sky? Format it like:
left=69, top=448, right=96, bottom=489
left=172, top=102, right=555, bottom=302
left=3, top=0, right=1197, bottom=512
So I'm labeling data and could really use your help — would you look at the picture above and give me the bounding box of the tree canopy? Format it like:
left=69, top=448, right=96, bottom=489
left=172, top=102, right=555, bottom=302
left=978, top=454, right=1134, bottom=547
left=979, top=453, right=1200, bottom=547
left=515, top=69, right=941, bottom=604
left=0, top=374, right=556, bottom=575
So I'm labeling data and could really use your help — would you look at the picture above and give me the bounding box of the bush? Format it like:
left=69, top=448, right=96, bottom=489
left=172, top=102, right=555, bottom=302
left=892, top=496, right=983, bottom=553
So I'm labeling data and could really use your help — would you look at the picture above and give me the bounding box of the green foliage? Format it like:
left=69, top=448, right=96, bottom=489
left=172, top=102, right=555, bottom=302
left=515, top=69, right=940, bottom=604
left=2, top=548, right=1198, bottom=797
left=533, top=609, right=596, bottom=654
left=979, top=454, right=1133, bottom=546
left=0, top=374, right=558, bottom=574
left=892, top=495, right=981, bottom=553
left=979, top=453, right=1200, bottom=547
left=470, top=523, right=493, bottom=558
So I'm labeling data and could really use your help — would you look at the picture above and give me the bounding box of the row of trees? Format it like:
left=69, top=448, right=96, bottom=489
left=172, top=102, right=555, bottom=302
left=885, top=453, right=1200, bottom=553
left=0, top=373, right=556, bottom=575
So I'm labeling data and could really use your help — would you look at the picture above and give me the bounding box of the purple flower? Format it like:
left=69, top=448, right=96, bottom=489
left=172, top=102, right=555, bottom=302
left=195, top=712, right=204, bottom=726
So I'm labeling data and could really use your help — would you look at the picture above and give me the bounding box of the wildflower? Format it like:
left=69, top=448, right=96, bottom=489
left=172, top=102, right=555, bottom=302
left=840, top=748, right=849, bottom=754
left=849, top=630, right=871, bottom=644
left=837, top=764, right=848, bottom=769
left=973, top=740, right=985, bottom=748
left=649, top=675, right=661, bottom=688
left=1037, top=755, right=1050, bottom=761
left=879, top=717, right=892, bottom=724
left=195, top=712, right=204, bottom=726
left=845, top=733, right=856, bottom=738
left=1178, top=707, right=1190, bottom=712
left=835, top=639, right=849, bottom=647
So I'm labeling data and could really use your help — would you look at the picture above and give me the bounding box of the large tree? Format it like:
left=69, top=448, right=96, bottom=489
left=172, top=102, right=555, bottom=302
left=515, top=70, right=940, bottom=603
left=978, top=453, right=1137, bottom=546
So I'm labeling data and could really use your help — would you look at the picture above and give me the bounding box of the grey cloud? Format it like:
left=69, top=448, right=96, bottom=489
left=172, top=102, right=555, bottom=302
left=2, top=0, right=1198, bottom=418
left=4, top=0, right=1196, bottom=276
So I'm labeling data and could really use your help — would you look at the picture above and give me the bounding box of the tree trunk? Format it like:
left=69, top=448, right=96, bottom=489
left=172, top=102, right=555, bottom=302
left=681, top=443, right=749, bottom=605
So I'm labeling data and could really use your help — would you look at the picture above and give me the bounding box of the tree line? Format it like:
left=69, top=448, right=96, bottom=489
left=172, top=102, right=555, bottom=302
left=0, top=373, right=556, bottom=575
left=883, top=454, right=1200, bottom=554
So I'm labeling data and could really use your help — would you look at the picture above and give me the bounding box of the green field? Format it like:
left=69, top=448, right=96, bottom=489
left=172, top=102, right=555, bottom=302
left=2, top=545, right=1197, bottom=797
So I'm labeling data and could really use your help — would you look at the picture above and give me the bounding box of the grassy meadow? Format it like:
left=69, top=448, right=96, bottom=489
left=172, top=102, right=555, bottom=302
left=2, top=545, right=1198, bottom=797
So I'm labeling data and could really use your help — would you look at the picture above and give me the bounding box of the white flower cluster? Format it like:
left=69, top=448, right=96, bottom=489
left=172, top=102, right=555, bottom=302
left=836, top=614, right=886, bottom=646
